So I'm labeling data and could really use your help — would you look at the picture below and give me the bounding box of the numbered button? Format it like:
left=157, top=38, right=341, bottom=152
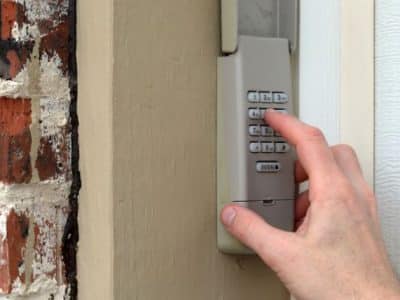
left=273, top=92, right=288, bottom=103
left=261, top=142, right=275, bottom=153
left=249, top=125, right=261, bottom=136
left=275, top=142, right=290, bottom=153
left=248, top=108, right=261, bottom=120
left=249, top=142, right=261, bottom=153
left=256, top=161, right=281, bottom=173
left=259, top=91, right=272, bottom=103
left=275, top=108, right=288, bottom=114
left=261, top=126, right=274, bottom=137
left=248, top=91, right=259, bottom=103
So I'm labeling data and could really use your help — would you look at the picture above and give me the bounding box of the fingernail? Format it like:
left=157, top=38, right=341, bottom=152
left=222, top=207, right=237, bottom=226
left=266, top=108, right=276, bottom=113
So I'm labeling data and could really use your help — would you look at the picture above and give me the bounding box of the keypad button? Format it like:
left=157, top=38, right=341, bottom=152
left=261, top=142, right=275, bottom=153
left=249, top=142, right=261, bottom=153
left=249, top=125, right=261, bottom=136
left=260, top=108, right=267, bottom=117
left=273, top=92, right=289, bottom=103
left=248, top=91, right=259, bottom=103
left=261, top=126, right=274, bottom=137
left=275, top=108, right=288, bottom=114
left=248, top=108, right=261, bottom=120
left=256, top=161, right=281, bottom=173
left=259, top=91, right=272, bottom=103
left=275, top=142, right=290, bottom=153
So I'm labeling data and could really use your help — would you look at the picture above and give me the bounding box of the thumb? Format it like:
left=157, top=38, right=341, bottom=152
left=221, top=205, right=296, bottom=267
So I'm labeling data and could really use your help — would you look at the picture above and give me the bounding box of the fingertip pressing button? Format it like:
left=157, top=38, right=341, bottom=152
left=275, top=108, right=288, bottom=114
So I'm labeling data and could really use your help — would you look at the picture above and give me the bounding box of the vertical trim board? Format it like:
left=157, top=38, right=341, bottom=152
left=77, top=0, right=114, bottom=298
left=299, top=0, right=341, bottom=145
left=299, top=0, right=375, bottom=187
left=375, top=0, right=400, bottom=273
left=340, top=0, right=375, bottom=186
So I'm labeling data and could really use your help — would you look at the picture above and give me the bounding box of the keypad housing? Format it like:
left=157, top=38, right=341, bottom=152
left=217, top=36, right=296, bottom=253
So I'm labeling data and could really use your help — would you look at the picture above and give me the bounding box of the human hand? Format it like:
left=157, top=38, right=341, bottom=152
left=221, top=110, right=400, bottom=300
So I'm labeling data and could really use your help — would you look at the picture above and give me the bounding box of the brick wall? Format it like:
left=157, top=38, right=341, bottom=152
left=0, top=1, right=79, bottom=299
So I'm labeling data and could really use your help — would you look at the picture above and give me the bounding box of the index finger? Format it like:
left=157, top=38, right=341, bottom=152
left=265, top=109, right=340, bottom=181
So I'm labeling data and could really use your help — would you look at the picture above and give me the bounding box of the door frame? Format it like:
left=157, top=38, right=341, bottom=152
left=299, top=0, right=375, bottom=186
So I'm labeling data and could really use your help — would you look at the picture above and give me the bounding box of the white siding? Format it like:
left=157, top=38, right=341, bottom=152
left=299, top=0, right=341, bottom=145
left=376, top=0, right=400, bottom=273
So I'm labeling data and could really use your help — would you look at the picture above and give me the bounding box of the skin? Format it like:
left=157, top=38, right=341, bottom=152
left=221, top=109, right=400, bottom=300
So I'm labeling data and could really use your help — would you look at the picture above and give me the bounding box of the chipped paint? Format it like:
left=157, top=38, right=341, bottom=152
left=0, top=0, right=78, bottom=298
left=0, top=212, right=6, bottom=242
left=39, top=53, right=71, bottom=137
left=2, top=275, right=67, bottom=299
left=0, top=69, right=29, bottom=98
left=14, top=0, right=69, bottom=24
left=0, top=182, right=71, bottom=206
left=0, top=182, right=70, bottom=297
left=11, top=22, right=39, bottom=43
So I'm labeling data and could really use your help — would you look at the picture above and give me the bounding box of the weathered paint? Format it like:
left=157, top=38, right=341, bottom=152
left=0, top=0, right=78, bottom=299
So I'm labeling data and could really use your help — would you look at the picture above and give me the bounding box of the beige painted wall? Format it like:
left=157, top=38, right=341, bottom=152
left=78, top=0, right=374, bottom=299
left=78, top=0, right=288, bottom=299
left=112, top=0, right=287, bottom=299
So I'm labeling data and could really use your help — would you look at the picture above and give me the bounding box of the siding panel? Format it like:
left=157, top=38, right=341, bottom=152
left=376, top=0, right=400, bottom=274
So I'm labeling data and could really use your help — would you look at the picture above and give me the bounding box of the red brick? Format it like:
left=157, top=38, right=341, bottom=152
left=6, top=50, right=22, bottom=78
left=0, top=97, right=32, bottom=184
left=0, top=1, right=77, bottom=297
left=0, top=209, right=28, bottom=294
left=40, top=21, right=70, bottom=73
left=31, top=205, right=68, bottom=285
left=36, top=129, right=71, bottom=181
left=0, top=205, right=68, bottom=294
left=1, top=1, right=17, bottom=40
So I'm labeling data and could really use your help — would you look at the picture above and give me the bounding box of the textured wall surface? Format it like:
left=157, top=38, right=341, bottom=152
left=376, top=0, right=400, bottom=274
left=0, top=0, right=78, bottom=299
left=112, top=1, right=288, bottom=299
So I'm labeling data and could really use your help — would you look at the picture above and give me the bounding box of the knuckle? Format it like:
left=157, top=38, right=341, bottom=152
left=304, top=126, right=325, bottom=142
left=335, top=144, right=357, bottom=158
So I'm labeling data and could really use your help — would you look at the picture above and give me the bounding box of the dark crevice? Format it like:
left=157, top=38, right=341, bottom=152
left=62, top=0, right=80, bottom=299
